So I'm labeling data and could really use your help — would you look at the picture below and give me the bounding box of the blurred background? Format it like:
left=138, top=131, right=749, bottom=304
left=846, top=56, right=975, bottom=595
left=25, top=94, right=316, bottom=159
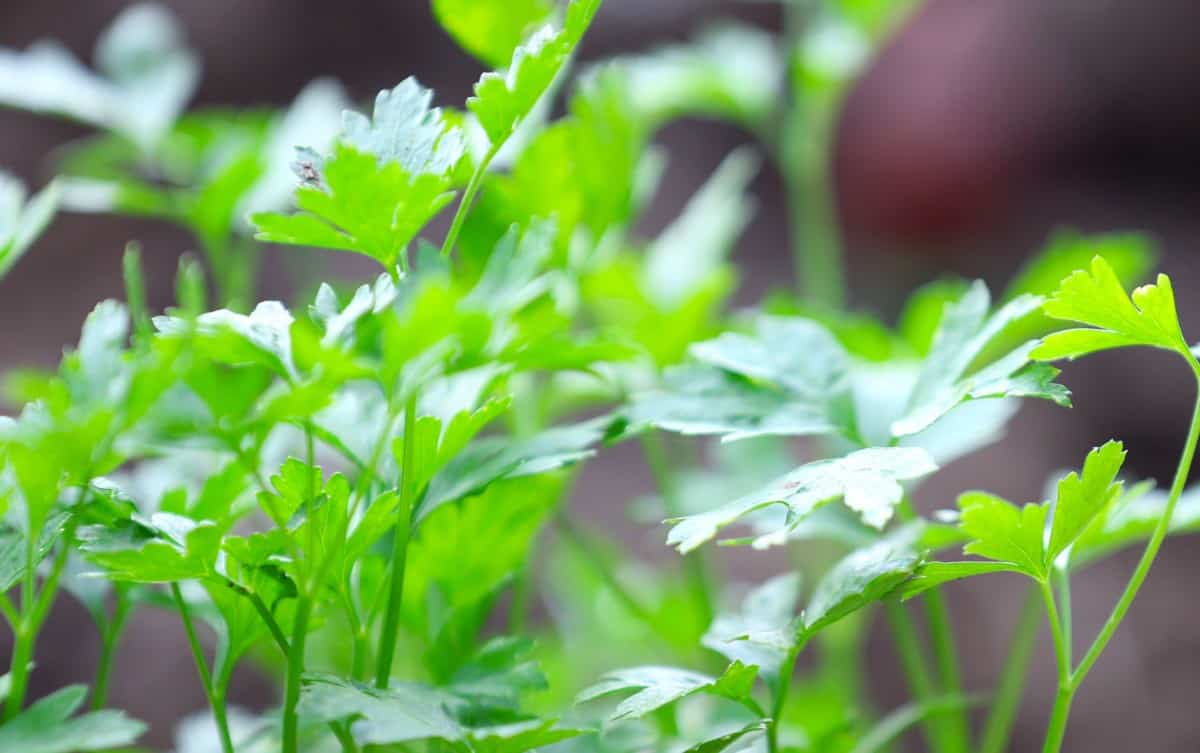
left=3, top=0, right=1200, bottom=750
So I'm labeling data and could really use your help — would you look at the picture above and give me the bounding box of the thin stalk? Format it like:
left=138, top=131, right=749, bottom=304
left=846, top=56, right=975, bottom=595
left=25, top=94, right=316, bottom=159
left=171, top=583, right=234, bottom=753
left=440, top=142, right=502, bottom=259
left=5, top=528, right=73, bottom=721
left=349, top=405, right=401, bottom=520
left=639, top=432, right=714, bottom=626
left=1071, top=366, right=1200, bottom=690
left=555, top=511, right=663, bottom=638
left=211, top=654, right=236, bottom=753
left=789, top=146, right=845, bottom=309
left=1039, top=580, right=1073, bottom=753
left=1054, top=567, right=1072, bottom=666
left=883, top=601, right=952, bottom=753
left=781, top=0, right=846, bottom=308
left=3, top=626, right=33, bottom=722
left=91, top=590, right=133, bottom=710
left=767, top=641, right=806, bottom=753
left=122, top=243, right=152, bottom=344
left=923, top=589, right=970, bottom=752
left=979, top=587, right=1042, bottom=753
left=374, top=394, right=418, bottom=689
left=282, top=596, right=313, bottom=753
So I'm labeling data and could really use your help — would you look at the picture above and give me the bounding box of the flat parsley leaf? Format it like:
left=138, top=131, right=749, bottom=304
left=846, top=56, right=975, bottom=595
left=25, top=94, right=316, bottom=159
left=253, top=143, right=457, bottom=269
left=1032, top=256, right=1190, bottom=361
left=575, top=661, right=758, bottom=721
left=432, top=0, right=556, bottom=69
left=909, top=441, right=1129, bottom=591
left=666, top=446, right=937, bottom=553
left=891, top=281, right=1071, bottom=437
left=468, top=0, right=602, bottom=148
left=631, top=316, right=857, bottom=443
left=0, top=684, right=145, bottom=753
left=0, top=4, right=198, bottom=150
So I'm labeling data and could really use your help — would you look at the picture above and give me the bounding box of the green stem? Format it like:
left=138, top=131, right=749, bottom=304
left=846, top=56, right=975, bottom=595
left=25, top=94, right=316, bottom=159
left=979, top=587, right=1042, bottom=753
left=440, top=143, right=502, bottom=259
left=923, top=589, right=970, bottom=752
left=639, top=432, right=714, bottom=627
left=171, top=583, right=234, bottom=753
left=4, top=528, right=73, bottom=721
left=3, top=625, right=34, bottom=722
left=1041, top=688, right=1074, bottom=753
left=1039, top=580, right=1073, bottom=753
left=767, top=641, right=806, bottom=753
left=282, top=596, right=313, bottom=753
left=788, top=143, right=845, bottom=309
left=374, top=394, right=418, bottom=689
left=1071, top=365, right=1200, bottom=690
left=555, top=511, right=663, bottom=638
left=91, top=590, right=133, bottom=710
left=211, top=655, right=236, bottom=753
left=883, top=601, right=951, bottom=753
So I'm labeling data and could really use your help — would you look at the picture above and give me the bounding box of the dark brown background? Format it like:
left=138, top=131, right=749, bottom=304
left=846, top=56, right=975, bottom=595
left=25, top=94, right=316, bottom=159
left=3, top=0, right=1200, bottom=750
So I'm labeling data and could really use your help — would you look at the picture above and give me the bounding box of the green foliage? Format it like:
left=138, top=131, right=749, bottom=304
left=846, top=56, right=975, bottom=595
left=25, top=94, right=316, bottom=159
left=575, top=661, right=759, bottom=721
left=0, top=174, right=60, bottom=281
left=905, top=441, right=1128, bottom=590
left=432, top=0, right=556, bottom=69
left=2, top=5, right=1198, bottom=753
left=0, top=683, right=145, bottom=753
left=468, top=0, right=601, bottom=147
left=1033, top=256, right=1191, bottom=361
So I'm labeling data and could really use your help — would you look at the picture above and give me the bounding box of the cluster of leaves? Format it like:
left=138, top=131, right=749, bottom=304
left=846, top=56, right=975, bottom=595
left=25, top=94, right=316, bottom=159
left=1, top=3, right=1197, bottom=753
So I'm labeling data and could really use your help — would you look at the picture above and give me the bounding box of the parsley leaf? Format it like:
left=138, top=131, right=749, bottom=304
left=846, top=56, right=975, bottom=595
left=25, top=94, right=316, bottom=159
left=0, top=684, right=145, bottom=753
left=468, top=0, right=602, bottom=148
left=0, top=4, right=198, bottom=150
left=891, top=281, right=1071, bottom=437
left=631, top=316, right=857, bottom=443
left=917, top=440, right=1128, bottom=587
left=666, top=446, right=937, bottom=553
left=619, top=24, right=783, bottom=131
left=0, top=173, right=60, bottom=281
left=1032, top=256, right=1191, bottom=361
left=342, top=78, right=466, bottom=176
left=1046, top=440, right=1126, bottom=562
left=253, top=143, right=457, bottom=270
left=432, top=0, right=556, bottom=69
left=802, top=534, right=921, bottom=635
left=575, top=661, right=758, bottom=721
left=704, top=573, right=801, bottom=678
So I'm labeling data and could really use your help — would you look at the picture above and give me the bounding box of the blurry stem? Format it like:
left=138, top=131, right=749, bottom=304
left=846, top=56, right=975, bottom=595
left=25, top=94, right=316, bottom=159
left=200, top=231, right=258, bottom=312
left=787, top=137, right=845, bottom=310
left=883, top=601, right=952, bottom=753
left=375, top=393, right=418, bottom=689
left=781, top=0, right=846, bottom=309
left=640, top=431, right=714, bottom=626
left=172, top=582, right=234, bottom=753
left=980, top=587, right=1041, bottom=753
left=122, top=243, right=153, bottom=344
left=91, top=588, right=134, bottom=710
left=441, top=141, right=503, bottom=259
left=282, top=596, right=313, bottom=753
left=508, top=559, right=531, bottom=634
left=5, top=519, right=74, bottom=721
left=555, top=511, right=665, bottom=640
left=767, top=640, right=807, bottom=753
left=923, top=590, right=971, bottom=752
left=350, top=404, right=402, bottom=520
